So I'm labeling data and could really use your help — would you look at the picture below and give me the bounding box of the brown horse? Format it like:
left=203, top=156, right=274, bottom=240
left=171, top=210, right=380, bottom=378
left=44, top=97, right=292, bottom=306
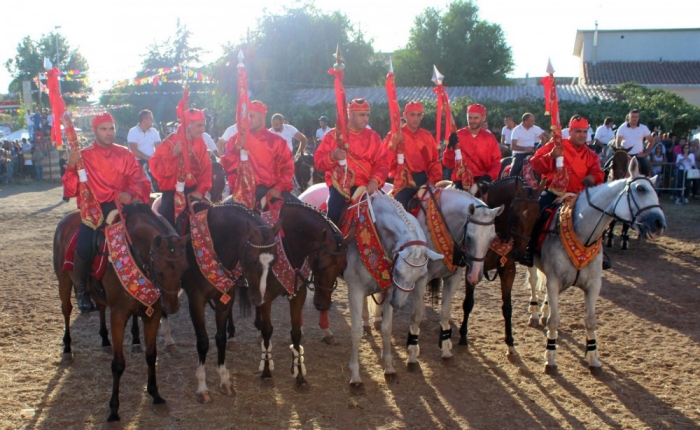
left=253, top=200, right=350, bottom=388
left=604, top=148, right=633, bottom=250
left=458, top=176, right=542, bottom=358
left=52, top=202, right=189, bottom=422
left=294, top=153, right=324, bottom=194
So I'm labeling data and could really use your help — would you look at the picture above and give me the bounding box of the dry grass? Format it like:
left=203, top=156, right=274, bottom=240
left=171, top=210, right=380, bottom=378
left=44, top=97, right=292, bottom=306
left=0, top=183, right=699, bottom=429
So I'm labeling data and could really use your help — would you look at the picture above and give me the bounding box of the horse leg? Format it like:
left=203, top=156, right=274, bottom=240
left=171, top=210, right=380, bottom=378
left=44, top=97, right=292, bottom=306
left=258, top=299, right=275, bottom=379
left=289, top=288, right=308, bottom=388
left=439, top=272, right=462, bottom=359
left=380, top=298, right=397, bottom=382
left=543, top=272, right=561, bottom=374
left=318, top=310, right=334, bottom=344
left=362, top=297, right=373, bottom=335
left=499, top=261, right=519, bottom=360
left=526, top=266, right=541, bottom=327
left=143, top=309, right=165, bottom=405
left=407, top=277, right=428, bottom=369
left=621, top=222, right=630, bottom=251
left=226, top=306, right=236, bottom=350
left=59, top=273, right=74, bottom=364
left=606, top=220, right=616, bottom=248
left=107, top=309, right=130, bottom=422
left=160, top=313, right=176, bottom=352
left=348, top=287, right=365, bottom=389
left=188, top=295, right=212, bottom=403
left=583, top=277, right=603, bottom=374
left=214, top=302, right=234, bottom=396
left=98, top=304, right=111, bottom=349
left=459, top=276, right=476, bottom=346
left=131, top=314, right=142, bottom=353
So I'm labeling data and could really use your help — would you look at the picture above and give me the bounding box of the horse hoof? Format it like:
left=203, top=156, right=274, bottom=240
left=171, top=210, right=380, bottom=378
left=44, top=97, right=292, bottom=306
left=528, top=318, right=540, bottom=328
left=362, top=326, right=372, bottom=337
left=152, top=396, right=166, bottom=405
left=102, top=345, right=113, bottom=355
left=373, top=321, right=382, bottom=331
left=349, top=382, right=365, bottom=395
left=131, top=344, right=143, bottom=354
left=589, top=366, right=603, bottom=377
left=458, top=337, right=468, bottom=346
left=226, top=339, right=236, bottom=351
left=544, top=364, right=558, bottom=375
left=196, top=391, right=212, bottom=404
left=441, top=356, right=455, bottom=367
left=507, top=352, right=521, bottom=364
left=406, top=362, right=421, bottom=373
left=321, top=335, right=336, bottom=345
left=539, top=317, right=547, bottom=327
left=107, top=412, right=121, bottom=422
left=60, top=353, right=74, bottom=365
left=295, top=381, right=310, bottom=394
left=165, top=344, right=177, bottom=354
left=220, top=383, right=235, bottom=396
left=384, top=372, right=398, bottom=384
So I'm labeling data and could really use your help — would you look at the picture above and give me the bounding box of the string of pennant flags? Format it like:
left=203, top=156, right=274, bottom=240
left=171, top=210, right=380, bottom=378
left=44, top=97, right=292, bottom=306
left=115, top=66, right=217, bottom=87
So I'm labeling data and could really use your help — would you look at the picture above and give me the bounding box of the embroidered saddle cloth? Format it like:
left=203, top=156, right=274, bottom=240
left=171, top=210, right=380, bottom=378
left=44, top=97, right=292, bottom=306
left=62, top=230, right=109, bottom=280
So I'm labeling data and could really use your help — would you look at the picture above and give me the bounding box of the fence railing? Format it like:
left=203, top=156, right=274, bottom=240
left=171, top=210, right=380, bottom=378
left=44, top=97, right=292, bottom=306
left=651, top=162, right=698, bottom=197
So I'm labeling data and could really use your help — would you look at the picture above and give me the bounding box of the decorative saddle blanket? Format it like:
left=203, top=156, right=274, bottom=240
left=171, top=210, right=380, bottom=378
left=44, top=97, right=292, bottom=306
left=342, top=196, right=393, bottom=289
left=62, top=230, right=109, bottom=280
left=260, top=209, right=311, bottom=298
left=189, top=208, right=241, bottom=304
left=490, top=236, right=514, bottom=267
left=105, top=221, right=160, bottom=317
left=424, top=188, right=457, bottom=272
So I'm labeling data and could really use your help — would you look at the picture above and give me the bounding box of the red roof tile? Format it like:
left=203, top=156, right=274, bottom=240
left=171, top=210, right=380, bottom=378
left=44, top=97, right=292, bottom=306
left=583, top=62, right=700, bottom=85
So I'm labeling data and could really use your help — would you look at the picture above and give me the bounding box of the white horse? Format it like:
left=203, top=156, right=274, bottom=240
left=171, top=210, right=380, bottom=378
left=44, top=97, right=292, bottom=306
left=527, top=158, right=666, bottom=374
left=406, top=187, right=503, bottom=364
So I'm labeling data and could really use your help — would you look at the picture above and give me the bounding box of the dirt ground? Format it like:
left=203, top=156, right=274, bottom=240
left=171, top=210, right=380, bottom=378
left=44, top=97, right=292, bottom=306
left=1, top=182, right=699, bottom=430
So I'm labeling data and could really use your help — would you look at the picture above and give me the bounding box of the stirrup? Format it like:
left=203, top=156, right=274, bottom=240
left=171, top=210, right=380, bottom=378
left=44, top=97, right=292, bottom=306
left=78, top=291, right=97, bottom=313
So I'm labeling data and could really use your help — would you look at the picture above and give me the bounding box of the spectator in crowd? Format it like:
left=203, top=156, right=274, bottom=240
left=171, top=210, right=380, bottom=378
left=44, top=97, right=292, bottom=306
left=269, top=113, right=308, bottom=158
left=217, top=122, right=237, bottom=156
left=203, top=108, right=213, bottom=135
left=593, top=117, right=615, bottom=155
left=32, top=143, right=45, bottom=182
left=21, top=138, right=34, bottom=179
left=690, top=139, right=700, bottom=198
left=665, top=134, right=678, bottom=162
left=0, top=147, right=11, bottom=183
left=500, top=115, right=516, bottom=148
left=47, top=109, right=55, bottom=139
left=210, top=108, right=219, bottom=140
left=615, top=108, right=654, bottom=175
left=315, top=116, right=331, bottom=149
left=671, top=137, right=686, bottom=160
left=25, top=110, right=34, bottom=136
left=32, top=110, right=42, bottom=140
left=650, top=143, right=666, bottom=176
left=674, top=143, right=696, bottom=205
left=127, top=109, right=161, bottom=189
left=510, top=112, right=546, bottom=177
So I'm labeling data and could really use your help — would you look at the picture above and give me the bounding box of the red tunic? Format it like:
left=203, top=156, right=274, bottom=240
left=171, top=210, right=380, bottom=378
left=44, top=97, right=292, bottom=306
left=221, top=128, right=294, bottom=192
left=530, top=139, right=604, bottom=193
left=63, top=143, right=151, bottom=204
left=315, top=127, right=389, bottom=188
left=442, top=128, right=501, bottom=180
left=385, top=125, right=442, bottom=184
left=149, top=131, right=212, bottom=195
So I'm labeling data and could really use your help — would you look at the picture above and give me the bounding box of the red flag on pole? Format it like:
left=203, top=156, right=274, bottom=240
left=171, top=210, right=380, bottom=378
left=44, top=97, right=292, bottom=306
left=231, top=50, right=257, bottom=209
left=385, top=60, right=413, bottom=195
left=541, top=59, right=568, bottom=195
left=327, top=46, right=354, bottom=198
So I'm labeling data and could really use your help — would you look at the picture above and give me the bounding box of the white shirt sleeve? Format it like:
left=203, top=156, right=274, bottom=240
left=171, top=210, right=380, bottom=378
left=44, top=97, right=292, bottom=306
left=220, top=125, right=238, bottom=142
left=126, top=127, right=138, bottom=143
left=532, top=125, right=544, bottom=136
left=202, top=133, right=217, bottom=152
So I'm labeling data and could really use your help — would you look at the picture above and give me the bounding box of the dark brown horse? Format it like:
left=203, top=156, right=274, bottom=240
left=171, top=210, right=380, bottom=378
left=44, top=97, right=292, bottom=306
left=253, top=201, right=350, bottom=388
left=53, top=202, right=189, bottom=422
left=294, top=153, right=324, bottom=194
left=604, top=148, right=632, bottom=250
left=459, top=176, right=542, bottom=358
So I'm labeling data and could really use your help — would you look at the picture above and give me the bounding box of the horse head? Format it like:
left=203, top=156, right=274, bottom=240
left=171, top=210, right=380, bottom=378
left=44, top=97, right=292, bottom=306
left=621, top=157, right=667, bottom=239
left=611, top=148, right=633, bottom=180
left=240, top=214, right=279, bottom=308
left=488, top=177, right=541, bottom=261
left=125, top=202, right=189, bottom=315
left=463, top=202, right=503, bottom=285
left=371, top=195, right=442, bottom=309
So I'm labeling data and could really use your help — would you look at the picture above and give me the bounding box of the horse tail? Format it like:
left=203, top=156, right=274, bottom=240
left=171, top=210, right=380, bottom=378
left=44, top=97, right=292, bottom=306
left=429, top=278, right=442, bottom=306
left=238, top=284, right=251, bottom=317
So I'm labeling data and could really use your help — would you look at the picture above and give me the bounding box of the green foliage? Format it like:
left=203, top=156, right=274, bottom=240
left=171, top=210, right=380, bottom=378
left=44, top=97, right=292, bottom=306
left=393, top=1, right=514, bottom=86
left=4, top=33, right=91, bottom=105
left=0, top=113, right=14, bottom=126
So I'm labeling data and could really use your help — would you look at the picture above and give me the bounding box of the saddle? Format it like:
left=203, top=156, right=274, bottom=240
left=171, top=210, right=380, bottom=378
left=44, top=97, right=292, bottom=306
left=62, top=229, right=109, bottom=280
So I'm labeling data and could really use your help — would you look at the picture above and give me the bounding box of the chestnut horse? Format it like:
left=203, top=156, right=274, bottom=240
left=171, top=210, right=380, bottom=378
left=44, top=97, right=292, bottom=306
left=53, top=202, right=189, bottom=422
left=459, top=177, right=542, bottom=358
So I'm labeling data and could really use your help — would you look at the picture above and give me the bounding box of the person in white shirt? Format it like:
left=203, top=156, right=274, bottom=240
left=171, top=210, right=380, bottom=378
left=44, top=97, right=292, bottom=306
left=593, top=117, right=615, bottom=155
left=500, top=115, right=516, bottom=147
left=674, top=143, right=696, bottom=204
left=24, top=110, right=34, bottom=136
left=616, top=109, right=654, bottom=175
left=510, top=112, right=546, bottom=177
left=315, top=116, right=331, bottom=148
left=269, top=113, right=308, bottom=158
left=127, top=109, right=161, bottom=167
left=217, top=123, right=238, bottom=156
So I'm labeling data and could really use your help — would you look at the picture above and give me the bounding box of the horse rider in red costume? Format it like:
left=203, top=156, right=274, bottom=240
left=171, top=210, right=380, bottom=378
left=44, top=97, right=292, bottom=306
left=62, top=113, right=151, bottom=311
left=520, top=114, right=605, bottom=267
left=314, top=98, right=389, bottom=225
left=384, top=100, right=442, bottom=210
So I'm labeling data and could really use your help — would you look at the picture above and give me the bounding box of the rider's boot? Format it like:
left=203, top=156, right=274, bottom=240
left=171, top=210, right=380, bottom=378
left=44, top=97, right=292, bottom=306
left=73, top=254, right=96, bottom=313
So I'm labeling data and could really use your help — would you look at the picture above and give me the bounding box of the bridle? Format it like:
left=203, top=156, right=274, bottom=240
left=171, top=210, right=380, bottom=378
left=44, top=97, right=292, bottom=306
left=506, top=192, right=541, bottom=245
left=301, top=240, right=347, bottom=294
left=456, top=204, right=496, bottom=264
left=390, top=240, right=430, bottom=293
left=583, top=176, right=661, bottom=246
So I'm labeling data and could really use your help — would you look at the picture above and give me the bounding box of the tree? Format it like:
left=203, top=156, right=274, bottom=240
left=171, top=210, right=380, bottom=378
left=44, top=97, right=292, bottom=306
left=4, top=33, right=91, bottom=105
left=393, top=1, right=513, bottom=86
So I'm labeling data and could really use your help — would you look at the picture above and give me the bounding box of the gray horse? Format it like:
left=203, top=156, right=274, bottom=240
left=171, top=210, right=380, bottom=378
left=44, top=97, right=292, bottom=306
left=527, top=158, right=666, bottom=374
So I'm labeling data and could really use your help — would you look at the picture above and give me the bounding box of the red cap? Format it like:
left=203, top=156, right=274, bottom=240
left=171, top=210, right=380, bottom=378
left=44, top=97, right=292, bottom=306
left=569, top=116, right=589, bottom=130
left=467, top=104, right=486, bottom=115
left=348, top=98, right=370, bottom=112
left=185, top=108, right=206, bottom=122
left=404, top=100, right=423, bottom=113
left=92, top=113, right=114, bottom=128
left=249, top=100, right=267, bottom=114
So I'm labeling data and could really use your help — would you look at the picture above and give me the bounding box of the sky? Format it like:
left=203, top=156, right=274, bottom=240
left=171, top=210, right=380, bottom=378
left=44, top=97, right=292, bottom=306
left=2, top=0, right=699, bottom=98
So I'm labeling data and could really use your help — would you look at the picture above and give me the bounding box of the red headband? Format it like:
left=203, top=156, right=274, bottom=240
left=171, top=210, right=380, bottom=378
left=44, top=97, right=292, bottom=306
left=467, top=104, right=486, bottom=115
left=249, top=100, right=267, bottom=114
left=185, top=108, right=206, bottom=122
left=92, top=113, right=114, bottom=128
left=404, top=100, right=423, bottom=113
left=348, top=98, right=370, bottom=112
left=569, top=117, right=589, bottom=130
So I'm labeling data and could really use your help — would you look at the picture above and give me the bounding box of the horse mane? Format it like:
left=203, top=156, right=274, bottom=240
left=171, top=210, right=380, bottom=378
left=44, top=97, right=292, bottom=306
left=491, top=175, right=527, bottom=188
left=373, top=193, right=416, bottom=232
left=215, top=199, right=262, bottom=219
left=123, top=202, right=173, bottom=234
left=440, top=185, right=487, bottom=206
left=283, top=200, right=342, bottom=236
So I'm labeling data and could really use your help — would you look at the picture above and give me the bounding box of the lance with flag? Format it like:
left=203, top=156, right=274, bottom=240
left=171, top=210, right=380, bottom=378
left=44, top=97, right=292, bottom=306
left=231, top=50, right=257, bottom=209
left=385, top=58, right=413, bottom=196
left=326, top=45, right=354, bottom=198
left=541, top=59, right=569, bottom=195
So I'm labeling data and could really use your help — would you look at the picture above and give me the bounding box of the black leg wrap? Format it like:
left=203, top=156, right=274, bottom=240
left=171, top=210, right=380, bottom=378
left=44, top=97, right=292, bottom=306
left=406, top=332, right=419, bottom=349
left=544, top=301, right=548, bottom=305
left=438, top=328, right=452, bottom=349
left=546, top=338, right=557, bottom=351
left=586, top=339, right=597, bottom=351
left=529, top=301, right=538, bottom=306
